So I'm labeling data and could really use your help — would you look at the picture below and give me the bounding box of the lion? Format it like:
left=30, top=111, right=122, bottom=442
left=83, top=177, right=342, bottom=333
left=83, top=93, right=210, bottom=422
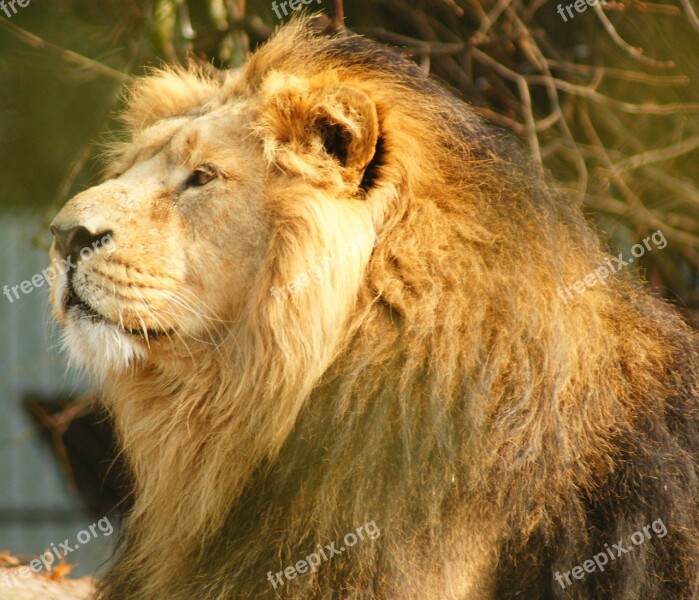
left=48, top=18, right=698, bottom=600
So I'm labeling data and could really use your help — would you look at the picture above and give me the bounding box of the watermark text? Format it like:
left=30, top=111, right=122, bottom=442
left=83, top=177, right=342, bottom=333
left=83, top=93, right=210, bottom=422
left=266, top=520, right=380, bottom=589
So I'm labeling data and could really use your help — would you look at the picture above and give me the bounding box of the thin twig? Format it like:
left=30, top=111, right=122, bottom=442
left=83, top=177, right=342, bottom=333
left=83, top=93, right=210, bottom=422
left=579, top=109, right=699, bottom=247
left=678, top=0, right=699, bottom=33
left=472, top=107, right=525, bottom=133
left=440, top=0, right=465, bottom=16
left=527, top=76, right=699, bottom=114
left=547, top=60, right=689, bottom=86
left=644, top=167, right=699, bottom=210
left=611, top=135, right=699, bottom=174
left=472, top=47, right=542, bottom=165
left=357, top=27, right=469, bottom=54
left=0, top=18, right=131, bottom=82
left=474, top=0, right=511, bottom=42
left=335, top=0, right=345, bottom=28
left=505, top=5, right=587, bottom=195
left=630, top=0, right=680, bottom=14
left=592, top=2, right=675, bottom=68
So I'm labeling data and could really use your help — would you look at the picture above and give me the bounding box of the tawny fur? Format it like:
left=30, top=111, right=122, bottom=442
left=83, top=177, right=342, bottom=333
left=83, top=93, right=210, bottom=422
left=50, top=19, right=698, bottom=600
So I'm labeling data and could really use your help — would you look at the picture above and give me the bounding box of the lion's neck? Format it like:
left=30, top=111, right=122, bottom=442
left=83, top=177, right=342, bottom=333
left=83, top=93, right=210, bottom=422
left=102, top=304, right=358, bottom=591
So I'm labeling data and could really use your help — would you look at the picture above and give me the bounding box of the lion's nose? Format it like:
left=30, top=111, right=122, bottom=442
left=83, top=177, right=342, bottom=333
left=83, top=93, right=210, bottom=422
left=50, top=224, right=113, bottom=262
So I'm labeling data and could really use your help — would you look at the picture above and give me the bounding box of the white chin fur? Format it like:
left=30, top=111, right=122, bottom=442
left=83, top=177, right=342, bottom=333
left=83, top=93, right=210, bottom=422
left=61, top=316, right=148, bottom=379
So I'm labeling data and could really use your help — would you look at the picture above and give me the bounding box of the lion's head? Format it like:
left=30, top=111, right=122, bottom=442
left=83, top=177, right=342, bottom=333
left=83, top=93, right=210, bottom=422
left=49, top=18, right=698, bottom=600
left=49, top=60, right=384, bottom=378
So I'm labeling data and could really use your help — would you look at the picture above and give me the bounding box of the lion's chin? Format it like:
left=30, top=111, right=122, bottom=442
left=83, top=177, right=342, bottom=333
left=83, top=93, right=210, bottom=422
left=60, top=315, right=149, bottom=379
left=53, top=274, right=173, bottom=377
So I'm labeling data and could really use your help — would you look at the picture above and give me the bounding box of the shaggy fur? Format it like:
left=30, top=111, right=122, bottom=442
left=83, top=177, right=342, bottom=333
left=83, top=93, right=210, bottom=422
left=49, top=19, right=698, bottom=599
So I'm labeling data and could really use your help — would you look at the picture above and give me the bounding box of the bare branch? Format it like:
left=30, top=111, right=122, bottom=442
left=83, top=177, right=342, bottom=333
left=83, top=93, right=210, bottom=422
left=611, top=135, right=699, bottom=174
left=678, top=0, right=699, bottom=33
left=0, top=18, right=131, bottom=83
left=547, top=60, right=689, bottom=86
left=527, top=76, right=699, bottom=114
left=471, top=48, right=542, bottom=165
left=592, top=2, right=675, bottom=68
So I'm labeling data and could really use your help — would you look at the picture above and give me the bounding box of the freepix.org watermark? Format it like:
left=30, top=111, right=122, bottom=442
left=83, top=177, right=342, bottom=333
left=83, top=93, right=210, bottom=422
left=270, top=228, right=379, bottom=303
left=266, top=520, right=380, bottom=589
left=271, top=0, right=322, bottom=20
left=555, top=518, right=667, bottom=589
left=0, top=0, right=31, bottom=19
left=557, top=229, right=666, bottom=304
left=3, top=232, right=114, bottom=304
left=0, top=517, right=114, bottom=588
left=556, top=0, right=608, bottom=22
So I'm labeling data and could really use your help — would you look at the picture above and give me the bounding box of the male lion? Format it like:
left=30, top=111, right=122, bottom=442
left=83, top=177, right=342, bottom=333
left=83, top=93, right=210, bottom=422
left=49, top=18, right=698, bottom=600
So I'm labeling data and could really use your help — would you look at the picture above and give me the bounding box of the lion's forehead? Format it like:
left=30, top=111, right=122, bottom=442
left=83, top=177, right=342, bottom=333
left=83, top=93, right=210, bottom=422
left=114, top=101, right=252, bottom=176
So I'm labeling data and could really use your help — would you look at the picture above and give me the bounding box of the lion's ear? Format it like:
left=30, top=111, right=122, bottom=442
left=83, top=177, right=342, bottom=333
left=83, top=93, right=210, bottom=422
left=307, top=85, right=379, bottom=186
left=261, top=81, right=379, bottom=191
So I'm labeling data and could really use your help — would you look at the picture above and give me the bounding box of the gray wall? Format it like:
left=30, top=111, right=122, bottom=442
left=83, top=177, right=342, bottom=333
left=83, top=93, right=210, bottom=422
left=0, top=214, right=116, bottom=577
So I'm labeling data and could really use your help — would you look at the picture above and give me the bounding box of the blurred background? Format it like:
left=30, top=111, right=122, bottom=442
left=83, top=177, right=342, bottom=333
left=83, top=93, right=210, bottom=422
left=0, top=0, right=698, bottom=579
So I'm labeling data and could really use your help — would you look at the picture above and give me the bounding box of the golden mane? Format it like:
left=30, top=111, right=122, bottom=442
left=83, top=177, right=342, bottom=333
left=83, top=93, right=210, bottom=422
left=49, top=18, right=698, bottom=600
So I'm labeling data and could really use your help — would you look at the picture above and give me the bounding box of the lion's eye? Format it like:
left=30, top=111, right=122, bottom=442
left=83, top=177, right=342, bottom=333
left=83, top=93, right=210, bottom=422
left=185, top=167, right=217, bottom=188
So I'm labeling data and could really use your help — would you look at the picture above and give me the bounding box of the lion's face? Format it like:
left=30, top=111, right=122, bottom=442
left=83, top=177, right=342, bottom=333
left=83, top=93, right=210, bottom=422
left=50, top=104, right=270, bottom=374
left=50, top=68, right=381, bottom=378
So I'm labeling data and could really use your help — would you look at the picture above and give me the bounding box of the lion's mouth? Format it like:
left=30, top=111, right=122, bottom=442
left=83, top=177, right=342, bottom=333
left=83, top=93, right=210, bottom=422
left=64, top=281, right=169, bottom=341
left=65, top=284, right=103, bottom=320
